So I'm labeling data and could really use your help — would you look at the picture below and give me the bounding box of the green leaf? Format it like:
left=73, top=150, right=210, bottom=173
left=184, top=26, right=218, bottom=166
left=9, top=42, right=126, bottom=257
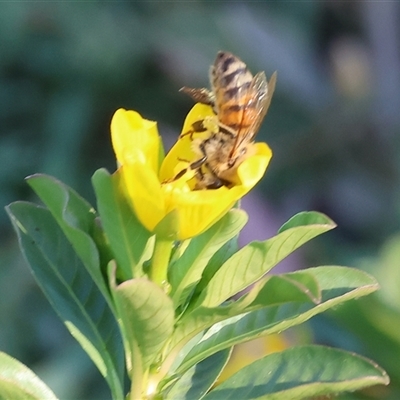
left=169, top=209, right=247, bottom=308
left=26, top=174, right=111, bottom=302
left=195, top=211, right=336, bottom=309
left=278, top=211, right=335, bottom=233
left=163, top=349, right=232, bottom=400
left=167, top=270, right=321, bottom=376
left=248, top=271, right=322, bottom=309
left=176, top=266, right=378, bottom=375
left=329, top=297, right=400, bottom=388
left=0, top=352, right=58, bottom=400
left=111, top=277, right=175, bottom=372
left=202, top=345, right=389, bottom=400
left=6, top=202, right=124, bottom=400
left=192, top=235, right=240, bottom=304
left=92, top=168, right=152, bottom=280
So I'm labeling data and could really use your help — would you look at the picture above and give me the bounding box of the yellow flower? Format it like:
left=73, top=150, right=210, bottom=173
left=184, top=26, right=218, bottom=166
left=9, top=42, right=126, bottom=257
left=111, top=104, right=272, bottom=240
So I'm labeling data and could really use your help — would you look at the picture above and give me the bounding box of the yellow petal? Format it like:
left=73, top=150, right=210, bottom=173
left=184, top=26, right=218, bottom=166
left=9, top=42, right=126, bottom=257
left=111, top=104, right=272, bottom=241
left=111, top=108, right=160, bottom=173
left=174, top=143, right=271, bottom=239
left=119, top=161, right=166, bottom=233
left=235, top=142, right=273, bottom=188
left=160, top=103, right=215, bottom=182
left=162, top=184, right=241, bottom=240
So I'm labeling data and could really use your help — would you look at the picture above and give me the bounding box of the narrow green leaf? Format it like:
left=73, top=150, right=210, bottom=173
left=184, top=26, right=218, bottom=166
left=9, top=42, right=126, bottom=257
left=0, top=352, right=58, bottom=400
left=248, top=271, right=322, bottom=309
left=196, top=213, right=336, bottom=308
left=6, top=202, right=124, bottom=400
left=164, top=349, right=232, bottom=400
left=192, top=236, right=239, bottom=303
left=202, top=345, right=389, bottom=400
left=177, top=266, right=378, bottom=374
left=92, top=168, right=152, bottom=280
left=26, top=174, right=111, bottom=302
left=168, top=270, right=321, bottom=375
left=112, top=278, right=175, bottom=371
left=166, top=333, right=205, bottom=378
left=169, top=209, right=247, bottom=308
left=331, top=296, right=400, bottom=386
left=278, top=211, right=335, bottom=233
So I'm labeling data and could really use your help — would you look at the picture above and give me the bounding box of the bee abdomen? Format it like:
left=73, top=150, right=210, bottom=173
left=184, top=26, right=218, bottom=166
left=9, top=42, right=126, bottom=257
left=221, top=67, right=247, bottom=86
left=222, top=96, right=258, bottom=112
left=212, top=51, right=264, bottom=132
left=223, top=81, right=251, bottom=101
left=219, top=93, right=258, bottom=129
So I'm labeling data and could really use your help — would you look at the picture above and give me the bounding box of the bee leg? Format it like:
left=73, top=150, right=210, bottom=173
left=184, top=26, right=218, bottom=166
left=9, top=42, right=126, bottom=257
left=172, top=168, right=189, bottom=181
left=169, top=156, right=207, bottom=182
left=179, top=87, right=215, bottom=108
left=180, top=120, right=208, bottom=140
left=195, top=171, right=228, bottom=190
left=177, top=157, right=191, bottom=163
left=188, top=155, right=207, bottom=171
left=205, top=179, right=224, bottom=189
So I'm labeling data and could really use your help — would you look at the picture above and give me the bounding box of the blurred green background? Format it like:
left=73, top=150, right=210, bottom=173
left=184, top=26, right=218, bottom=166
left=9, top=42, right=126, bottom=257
left=1, top=2, right=400, bottom=399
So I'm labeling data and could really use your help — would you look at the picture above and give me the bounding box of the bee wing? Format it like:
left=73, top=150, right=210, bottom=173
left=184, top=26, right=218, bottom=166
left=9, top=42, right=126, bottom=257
left=237, top=70, right=277, bottom=144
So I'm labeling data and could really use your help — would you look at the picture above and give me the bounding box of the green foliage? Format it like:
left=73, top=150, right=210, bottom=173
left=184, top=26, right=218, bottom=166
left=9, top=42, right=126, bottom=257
left=169, top=209, right=248, bottom=308
left=195, top=212, right=335, bottom=309
left=6, top=201, right=124, bottom=400
left=326, top=234, right=400, bottom=395
left=202, top=346, right=389, bottom=400
left=0, top=352, right=58, bottom=400
left=165, top=213, right=338, bottom=361
left=164, top=349, right=232, bottom=400
left=26, top=174, right=112, bottom=303
left=4, top=174, right=388, bottom=400
left=173, top=267, right=378, bottom=376
left=109, top=266, right=175, bottom=397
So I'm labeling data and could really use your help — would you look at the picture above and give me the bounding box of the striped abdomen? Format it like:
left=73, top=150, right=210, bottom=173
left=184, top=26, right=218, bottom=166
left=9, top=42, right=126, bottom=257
left=211, top=51, right=257, bottom=132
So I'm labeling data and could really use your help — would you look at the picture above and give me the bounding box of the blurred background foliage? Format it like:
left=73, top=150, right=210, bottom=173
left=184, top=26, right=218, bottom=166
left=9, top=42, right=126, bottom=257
left=1, top=2, right=400, bottom=399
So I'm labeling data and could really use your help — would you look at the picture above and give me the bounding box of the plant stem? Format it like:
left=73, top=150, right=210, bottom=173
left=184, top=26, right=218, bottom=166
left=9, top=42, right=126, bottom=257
left=129, top=342, right=143, bottom=400
left=149, top=236, right=173, bottom=289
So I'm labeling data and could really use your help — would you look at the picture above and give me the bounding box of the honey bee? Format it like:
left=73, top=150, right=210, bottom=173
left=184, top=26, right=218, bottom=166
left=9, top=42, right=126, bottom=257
left=178, top=51, right=277, bottom=189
